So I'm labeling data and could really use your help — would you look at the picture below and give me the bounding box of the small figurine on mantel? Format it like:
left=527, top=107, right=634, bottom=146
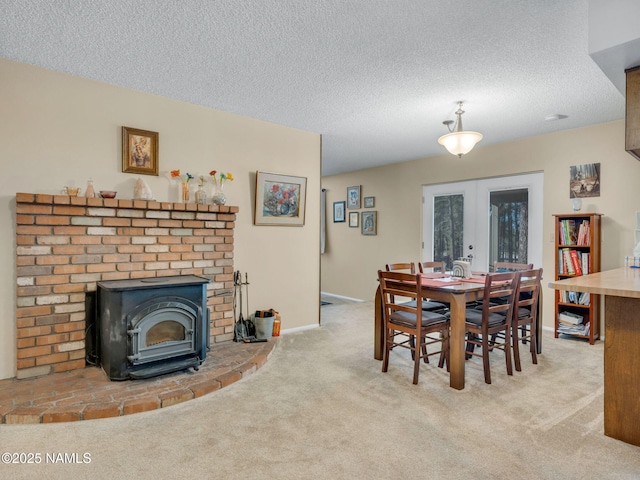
left=134, top=177, right=153, bottom=200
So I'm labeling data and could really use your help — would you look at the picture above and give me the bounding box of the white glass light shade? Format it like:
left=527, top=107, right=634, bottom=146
left=437, top=131, right=483, bottom=157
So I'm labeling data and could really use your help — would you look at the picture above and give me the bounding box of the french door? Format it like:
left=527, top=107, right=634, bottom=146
left=422, top=173, right=543, bottom=272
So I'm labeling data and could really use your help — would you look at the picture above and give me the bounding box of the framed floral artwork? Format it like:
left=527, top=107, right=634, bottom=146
left=122, top=126, right=159, bottom=176
left=364, top=196, right=375, bottom=208
left=254, top=171, right=307, bottom=226
left=333, top=201, right=346, bottom=222
left=349, top=211, right=359, bottom=228
left=347, top=185, right=361, bottom=209
left=361, top=211, right=377, bottom=235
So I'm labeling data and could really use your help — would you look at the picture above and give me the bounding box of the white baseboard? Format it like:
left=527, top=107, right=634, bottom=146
left=281, top=324, right=320, bottom=335
left=320, top=292, right=365, bottom=302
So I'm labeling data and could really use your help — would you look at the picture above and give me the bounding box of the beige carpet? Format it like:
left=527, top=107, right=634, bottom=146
left=2, top=299, right=640, bottom=479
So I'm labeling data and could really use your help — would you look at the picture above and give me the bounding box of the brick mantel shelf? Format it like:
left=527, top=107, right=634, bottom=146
left=15, top=193, right=238, bottom=380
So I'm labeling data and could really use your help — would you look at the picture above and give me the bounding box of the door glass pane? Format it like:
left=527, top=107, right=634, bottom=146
left=433, top=194, right=464, bottom=271
left=489, top=189, right=528, bottom=268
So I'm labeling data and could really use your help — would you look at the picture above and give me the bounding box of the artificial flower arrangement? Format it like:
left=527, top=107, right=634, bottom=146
left=170, top=170, right=194, bottom=183
left=209, top=170, right=234, bottom=189
left=209, top=170, right=233, bottom=205
left=170, top=170, right=194, bottom=202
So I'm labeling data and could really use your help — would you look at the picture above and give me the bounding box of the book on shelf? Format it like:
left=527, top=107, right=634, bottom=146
left=558, top=248, right=589, bottom=276
left=558, top=311, right=583, bottom=325
left=577, top=220, right=590, bottom=246
left=558, top=290, right=590, bottom=306
left=558, top=218, right=591, bottom=246
left=560, top=248, right=572, bottom=274
left=569, top=250, right=582, bottom=275
left=581, top=252, right=590, bottom=274
left=578, top=291, right=590, bottom=305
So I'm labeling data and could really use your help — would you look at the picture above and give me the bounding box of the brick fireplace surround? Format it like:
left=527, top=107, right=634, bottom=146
left=2, top=193, right=277, bottom=424
left=15, top=192, right=240, bottom=379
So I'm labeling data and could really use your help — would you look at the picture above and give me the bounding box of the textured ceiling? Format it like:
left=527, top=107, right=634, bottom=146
left=0, top=0, right=625, bottom=176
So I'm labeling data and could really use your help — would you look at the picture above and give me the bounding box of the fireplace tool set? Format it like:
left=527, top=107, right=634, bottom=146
left=233, top=271, right=265, bottom=343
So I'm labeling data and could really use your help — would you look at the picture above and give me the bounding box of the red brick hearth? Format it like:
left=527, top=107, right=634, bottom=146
left=0, top=338, right=276, bottom=424
left=15, top=193, right=238, bottom=379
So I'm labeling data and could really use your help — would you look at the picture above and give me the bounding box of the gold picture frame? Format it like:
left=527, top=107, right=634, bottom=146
left=122, top=126, right=159, bottom=176
left=254, top=171, right=307, bottom=226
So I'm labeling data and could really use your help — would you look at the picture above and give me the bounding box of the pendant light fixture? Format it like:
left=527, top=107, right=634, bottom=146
left=437, top=102, right=483, bottom=157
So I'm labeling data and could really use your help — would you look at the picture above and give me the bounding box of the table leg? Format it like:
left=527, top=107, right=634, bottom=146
left=536, top=289, right=543, bottom=354
left=448, top=294, right=466, bottom=390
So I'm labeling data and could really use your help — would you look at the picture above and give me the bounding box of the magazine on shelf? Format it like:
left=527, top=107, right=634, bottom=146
left=557, top=321, right=590, bottom=336
left=558, top=311, right=583, bottom=325
left=578, top=291, right=590, bottom=305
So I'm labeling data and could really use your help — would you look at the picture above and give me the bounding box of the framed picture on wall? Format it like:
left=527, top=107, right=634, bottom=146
left=361, top=211, right=377, bottom=235
left=364, top=196, right=375, bottom=208
left=349, top=211, right=359, bottom=228
left=122, top=126, right=159, bottom=176
left=347, top=185, right=361, bottom=209
left=333, top=201, right=346, bottom=222
left=254, top=171, right=307, bottom=226
left=569, top=163, right=600, bottom=198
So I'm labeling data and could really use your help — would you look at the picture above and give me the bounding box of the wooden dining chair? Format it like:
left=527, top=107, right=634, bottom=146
left=418, top=261, right=450, bottom=310
left=418, top=261, right=446, bottom=274
left=511, top=268, right=543, bottom=371
left=464, top=271, right=519, bottom=384
left=386, top=263, right=446, bottom=312
left=385, top=263, right=447, bottom=363
left=385, top=262, right=415, bottom=274
left=489, top=261, right=534, bottom=343
left=493, top=261, right=533, bottom=272
left=378, top=270, right=450, bottom=385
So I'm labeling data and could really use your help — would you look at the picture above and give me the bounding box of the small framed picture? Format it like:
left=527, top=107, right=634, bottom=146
left=364, top=196, right=375, bottom=208
left=347, top=185, right=361, bottom=209
left=122, top=126, right=159, bottom=176
left=333, top=201, right=346, bottom=222
left=349, top=211, right=359, bottom=228
left=361, top=211, right=377, bottom=235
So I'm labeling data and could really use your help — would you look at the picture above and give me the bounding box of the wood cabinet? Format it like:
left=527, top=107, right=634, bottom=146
left=553, top=213, right=602, bottom=344
left=626, top=66, right=640, bottom=160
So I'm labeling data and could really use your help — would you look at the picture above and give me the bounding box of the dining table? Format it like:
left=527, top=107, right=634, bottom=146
left=373, top=272, right=544, bottom=390
left=374, top=274, right=485, bottom=390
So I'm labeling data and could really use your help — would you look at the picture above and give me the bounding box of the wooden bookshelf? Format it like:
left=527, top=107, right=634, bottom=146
left=553, top=213, right=602, bottom=344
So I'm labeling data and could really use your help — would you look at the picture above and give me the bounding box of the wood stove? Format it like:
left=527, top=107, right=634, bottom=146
left=97, top=275, right=210, bottom=381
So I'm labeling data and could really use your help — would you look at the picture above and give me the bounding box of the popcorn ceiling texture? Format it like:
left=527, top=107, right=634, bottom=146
left=15, top=193, right=237, bottom=379
left=0, top=1, right=625, bottom=175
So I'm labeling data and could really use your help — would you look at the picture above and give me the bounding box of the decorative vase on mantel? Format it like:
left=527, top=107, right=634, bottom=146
left=181, top=181, right=191, bottom=203
left=195, top=183, right=207, bottom=204
left=211, top=183, right=226, bottom=205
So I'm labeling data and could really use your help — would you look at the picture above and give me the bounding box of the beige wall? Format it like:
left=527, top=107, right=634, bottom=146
left=0, top=58, right=321, bottom=380
left=321, top=120, right=639, bottom=333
